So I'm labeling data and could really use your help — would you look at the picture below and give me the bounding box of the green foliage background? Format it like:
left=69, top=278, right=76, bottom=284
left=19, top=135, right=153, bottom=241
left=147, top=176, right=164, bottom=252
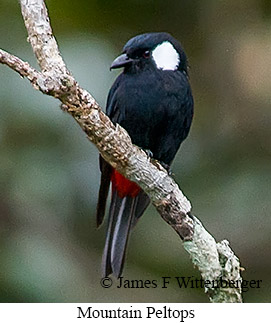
left=0, top=0, right=270, bottom=302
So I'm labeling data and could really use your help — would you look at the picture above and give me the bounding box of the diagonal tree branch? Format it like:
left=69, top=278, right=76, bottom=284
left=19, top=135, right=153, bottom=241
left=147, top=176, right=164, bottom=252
left=0, top=49, right=41, bottom=86
left=0, top=0, right=243, bottom=302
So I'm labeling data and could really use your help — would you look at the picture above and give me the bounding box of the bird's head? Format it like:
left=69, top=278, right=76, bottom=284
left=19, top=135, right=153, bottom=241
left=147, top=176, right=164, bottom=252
left=110, top=32, right=188, bottom=74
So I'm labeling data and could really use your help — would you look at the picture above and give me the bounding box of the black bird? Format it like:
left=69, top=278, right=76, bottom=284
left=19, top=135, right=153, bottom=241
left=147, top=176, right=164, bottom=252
left=96, top=32, right=193, bottom=277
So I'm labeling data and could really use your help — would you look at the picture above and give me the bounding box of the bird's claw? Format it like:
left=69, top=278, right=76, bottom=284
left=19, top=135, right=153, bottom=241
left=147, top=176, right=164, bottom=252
left=143, top=149, right=153, bottom=159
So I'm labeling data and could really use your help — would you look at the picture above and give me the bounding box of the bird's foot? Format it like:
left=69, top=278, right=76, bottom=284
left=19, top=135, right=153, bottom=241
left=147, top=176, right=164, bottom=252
left=150, top=159, right=173, bottom=176
left=142, top=149, right=172, bottom=176
left=159, top=161, right=173, bottom=176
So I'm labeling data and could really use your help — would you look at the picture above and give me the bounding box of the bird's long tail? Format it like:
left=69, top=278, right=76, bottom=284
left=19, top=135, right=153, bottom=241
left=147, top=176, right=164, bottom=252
left=102, top=170, right=149, bottom=277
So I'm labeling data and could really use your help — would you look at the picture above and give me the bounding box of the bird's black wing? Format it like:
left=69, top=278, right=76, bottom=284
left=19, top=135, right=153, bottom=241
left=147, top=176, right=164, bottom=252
left=106, top=74, right=125, bottom=123
left=96, top=75, right=123, bottom=227
left=97, top=74, right=150, bottom=277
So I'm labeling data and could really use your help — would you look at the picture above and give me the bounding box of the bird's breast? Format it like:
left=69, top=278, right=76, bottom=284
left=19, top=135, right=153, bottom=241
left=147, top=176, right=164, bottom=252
left=114, top=70, right=192, bottom=153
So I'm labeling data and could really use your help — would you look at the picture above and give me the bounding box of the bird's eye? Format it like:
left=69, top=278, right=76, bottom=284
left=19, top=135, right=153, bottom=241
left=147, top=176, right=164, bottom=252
left=143, top=50, right=150, bottom=58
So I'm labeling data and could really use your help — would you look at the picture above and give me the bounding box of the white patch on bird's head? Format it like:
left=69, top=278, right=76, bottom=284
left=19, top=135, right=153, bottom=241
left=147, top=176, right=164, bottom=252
left=152, top=41, right=180, bottom=71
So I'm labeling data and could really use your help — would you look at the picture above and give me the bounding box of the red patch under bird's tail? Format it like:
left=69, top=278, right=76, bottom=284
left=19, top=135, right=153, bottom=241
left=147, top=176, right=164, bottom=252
left=111, top=169, right=141, bottom=198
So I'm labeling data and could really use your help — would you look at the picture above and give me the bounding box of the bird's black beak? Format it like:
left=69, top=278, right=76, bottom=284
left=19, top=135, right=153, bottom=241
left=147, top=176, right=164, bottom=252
left=110, top=53, right=133, bottom=70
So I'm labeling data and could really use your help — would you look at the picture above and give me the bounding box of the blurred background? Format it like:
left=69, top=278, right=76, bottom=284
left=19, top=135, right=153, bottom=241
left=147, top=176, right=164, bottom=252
left=0, top=0, right=270, bottom=302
